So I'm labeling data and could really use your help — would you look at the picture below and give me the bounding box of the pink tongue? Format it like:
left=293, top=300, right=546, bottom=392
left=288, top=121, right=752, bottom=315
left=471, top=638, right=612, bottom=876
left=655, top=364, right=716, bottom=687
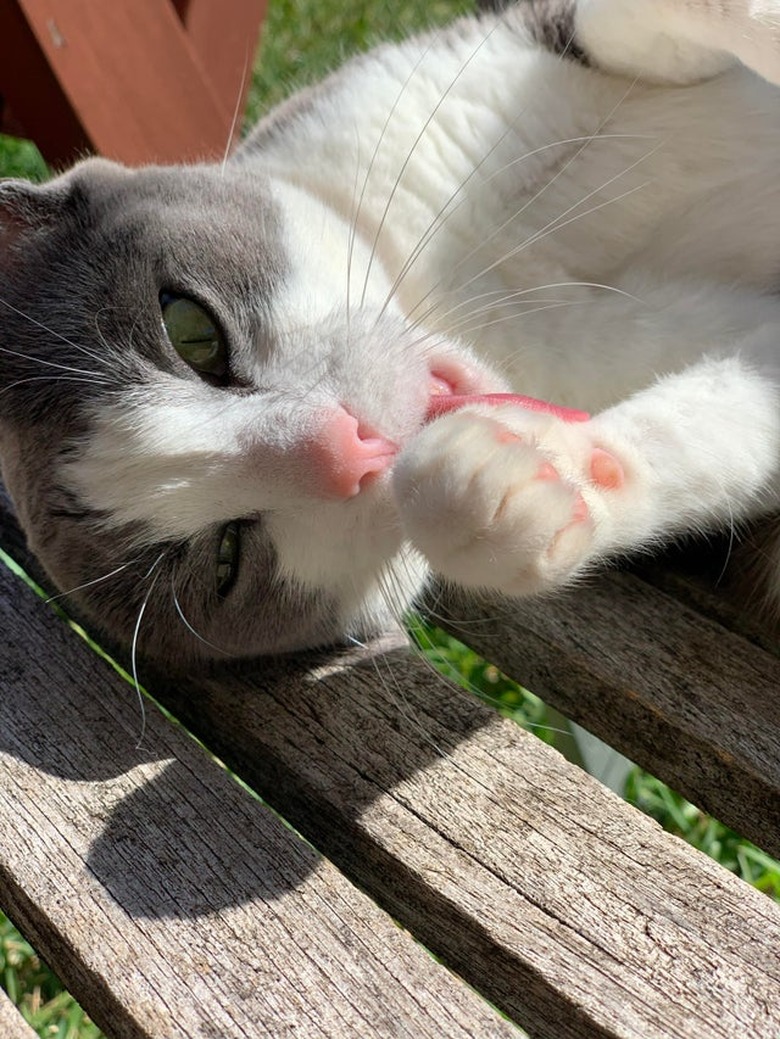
left=426, top=392, right=589, bottom=423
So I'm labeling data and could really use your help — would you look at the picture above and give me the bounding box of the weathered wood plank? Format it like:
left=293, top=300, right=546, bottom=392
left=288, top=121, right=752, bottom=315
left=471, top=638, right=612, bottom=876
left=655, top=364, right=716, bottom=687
left=2, top=492, right=779, bottom=1038
left=2, top=486, right=776, bottom=855
left=0, top=562, right=519, bottom=1039
left=0, top=987, right=38, bottom=1039
left=633, top=539, right=780, bottom=654
left=433, top=574, right=780, bottom=860
left=149, top=642, right=780, bottom=1039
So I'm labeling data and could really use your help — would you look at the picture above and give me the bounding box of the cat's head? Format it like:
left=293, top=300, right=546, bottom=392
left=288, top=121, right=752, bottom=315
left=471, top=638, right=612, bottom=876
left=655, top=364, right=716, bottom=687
left=0, top=157, right=498, bottom=666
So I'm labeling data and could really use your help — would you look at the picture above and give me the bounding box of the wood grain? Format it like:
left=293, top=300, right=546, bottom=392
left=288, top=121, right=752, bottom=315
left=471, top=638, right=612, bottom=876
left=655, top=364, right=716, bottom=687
left=0, top=561, right=518, bottom=1039
left=150, top=640, right=780, bottom=1039
left=2, top=493, right=779, bottom=1038
left=0, top=987, right=38, bottom=1039
left=432, top=574, right=780, bottom=859
left=0, top=0, right=90, bottom=164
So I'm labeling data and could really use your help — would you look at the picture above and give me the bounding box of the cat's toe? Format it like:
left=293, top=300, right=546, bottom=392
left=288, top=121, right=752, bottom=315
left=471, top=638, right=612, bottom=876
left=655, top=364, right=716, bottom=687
left=393, top=409, right=606, bottom=595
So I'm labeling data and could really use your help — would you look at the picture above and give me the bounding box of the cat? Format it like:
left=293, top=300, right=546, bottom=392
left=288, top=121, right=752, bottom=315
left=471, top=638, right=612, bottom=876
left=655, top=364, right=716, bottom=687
left=1, top=0, right=780, bottom=667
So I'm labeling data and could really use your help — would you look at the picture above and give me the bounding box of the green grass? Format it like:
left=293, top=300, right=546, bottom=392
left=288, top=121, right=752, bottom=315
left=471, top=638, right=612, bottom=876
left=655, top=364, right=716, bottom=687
left=244, top=0, right=472, bottom=125
left=0, top=134, right=47, bottom=180
left=0, top=915, right=101, bottom=1038
left=411, top=620, right=561, bottom=743
left=1, top=1, right=779, bottom=1036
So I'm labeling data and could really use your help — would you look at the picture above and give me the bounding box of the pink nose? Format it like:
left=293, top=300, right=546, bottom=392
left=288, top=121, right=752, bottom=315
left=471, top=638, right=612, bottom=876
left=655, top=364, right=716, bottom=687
left=308, top=407, right=397, bottom=499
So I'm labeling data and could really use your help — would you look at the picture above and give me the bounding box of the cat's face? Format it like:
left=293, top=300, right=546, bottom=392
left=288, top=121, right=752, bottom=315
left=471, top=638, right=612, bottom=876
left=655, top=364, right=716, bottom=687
left=0, top=158, right=500, bottom=665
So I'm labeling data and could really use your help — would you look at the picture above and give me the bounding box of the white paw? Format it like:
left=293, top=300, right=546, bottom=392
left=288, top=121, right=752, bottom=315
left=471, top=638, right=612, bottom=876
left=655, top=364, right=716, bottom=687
left=393, top=406, right=627, bottom=596
left=575, top=0, right=736, bottom=84
left=733, top=4, right=780, bottom=87
left=578, top=0, right=780, bottom=87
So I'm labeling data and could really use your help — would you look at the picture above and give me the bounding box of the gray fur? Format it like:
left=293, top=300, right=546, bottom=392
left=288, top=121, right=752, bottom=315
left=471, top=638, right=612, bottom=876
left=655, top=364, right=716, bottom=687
left=480, top=0, right=588, bottom=64
left=0, top=160, right=341, bottom=664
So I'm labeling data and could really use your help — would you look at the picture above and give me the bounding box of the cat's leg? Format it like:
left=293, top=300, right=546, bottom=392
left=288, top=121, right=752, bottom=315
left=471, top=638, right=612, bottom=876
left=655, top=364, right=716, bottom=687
left=394, top=344, right=780, bottom=597
left=575, top=0, right=780, bottom=86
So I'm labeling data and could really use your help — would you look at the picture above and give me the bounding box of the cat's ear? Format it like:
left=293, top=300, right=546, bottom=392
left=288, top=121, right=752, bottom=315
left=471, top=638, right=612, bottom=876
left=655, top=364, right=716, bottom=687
left=0, top=158, right=128, bottom=255
left=0, top=178, right=68, bottom=255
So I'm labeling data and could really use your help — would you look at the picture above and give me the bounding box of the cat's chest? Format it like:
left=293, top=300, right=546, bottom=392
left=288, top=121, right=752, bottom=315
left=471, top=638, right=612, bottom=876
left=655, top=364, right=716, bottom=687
left=256, top=31, right=660, bottom=284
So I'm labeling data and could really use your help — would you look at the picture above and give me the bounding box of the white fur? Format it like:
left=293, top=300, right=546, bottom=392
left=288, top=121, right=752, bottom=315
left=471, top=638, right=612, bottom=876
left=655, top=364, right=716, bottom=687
left=69, top=0, right=780, bottom=631
left=578, top=0, right=780, bottom=84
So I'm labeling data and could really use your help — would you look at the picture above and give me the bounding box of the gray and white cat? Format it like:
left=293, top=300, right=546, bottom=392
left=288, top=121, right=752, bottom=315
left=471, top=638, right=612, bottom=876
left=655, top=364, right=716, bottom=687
left=1, top=0, right=780, bottom=665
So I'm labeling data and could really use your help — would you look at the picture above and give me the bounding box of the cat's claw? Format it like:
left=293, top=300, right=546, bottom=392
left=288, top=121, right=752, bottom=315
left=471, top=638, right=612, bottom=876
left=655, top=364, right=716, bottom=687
left=394, top=406, right=624, bottom=596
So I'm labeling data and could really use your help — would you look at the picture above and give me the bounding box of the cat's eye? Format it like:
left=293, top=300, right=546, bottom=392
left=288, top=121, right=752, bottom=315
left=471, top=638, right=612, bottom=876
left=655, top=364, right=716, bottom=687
left=216, top=521, right=240, bottom=597
left=161, top=294, right=228, bottom=378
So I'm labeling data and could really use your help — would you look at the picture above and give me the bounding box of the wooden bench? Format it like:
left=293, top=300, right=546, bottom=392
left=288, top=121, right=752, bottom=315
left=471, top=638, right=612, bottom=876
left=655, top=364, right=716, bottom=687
left=1, top=479, right=779, bottom=1038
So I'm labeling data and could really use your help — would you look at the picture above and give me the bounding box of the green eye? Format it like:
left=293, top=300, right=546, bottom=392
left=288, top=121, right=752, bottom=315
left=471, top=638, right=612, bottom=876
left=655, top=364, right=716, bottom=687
left=161, top=294, right=227, bottom=377
left=216, top=521, right=240, bottom=597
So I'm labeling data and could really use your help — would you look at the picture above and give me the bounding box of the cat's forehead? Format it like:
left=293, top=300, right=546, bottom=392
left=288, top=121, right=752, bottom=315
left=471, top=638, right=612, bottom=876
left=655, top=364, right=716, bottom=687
left=0, top=156, right=288, bottom=298
left=71, top=156, right=268, bottom=216
left=66, top=159, right=286, bottom=272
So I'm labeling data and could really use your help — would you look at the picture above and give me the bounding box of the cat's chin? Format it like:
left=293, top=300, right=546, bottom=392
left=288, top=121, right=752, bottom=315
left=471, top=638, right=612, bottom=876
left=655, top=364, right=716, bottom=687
left=267, top=480, right=403, bottom=588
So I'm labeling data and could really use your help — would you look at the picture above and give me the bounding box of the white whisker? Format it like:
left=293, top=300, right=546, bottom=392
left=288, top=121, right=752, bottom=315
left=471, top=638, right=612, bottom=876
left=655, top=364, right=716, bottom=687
left=129, top=550, right=169, bottom=749
left=0, top=296, right=109, bottom=367
left=171, top=574, right=235, bottom=657
left=380, top=133, right=653, bottom=324
left=405, top=77, right=642, bottom=324
left=45, top=560, right=138, bottom=603
left=406, top=301, right=585, bottom=354
left=0, top=375, right=111, bottom=397
left=0, top=345, right=102, bottom=379
left=348, top=35, right=441, bottom=318
left=437, top=170, right=654, bottom=323
left=410, top=279, right=643, bottom=338
left=221, top=49, right=252, bottom=175
left=359, top=20, right=501, bottom=309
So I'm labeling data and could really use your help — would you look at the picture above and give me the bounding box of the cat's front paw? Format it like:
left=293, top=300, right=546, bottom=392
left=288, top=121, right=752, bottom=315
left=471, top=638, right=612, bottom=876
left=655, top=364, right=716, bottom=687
left=393, top=406, right=626, bottom=596
left=577, top=0, right=780, bottom=86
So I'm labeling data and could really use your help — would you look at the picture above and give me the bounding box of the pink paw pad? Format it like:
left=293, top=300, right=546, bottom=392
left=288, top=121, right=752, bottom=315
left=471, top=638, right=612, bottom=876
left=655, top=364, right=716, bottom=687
left=571, top=492, right=589, bottom=523
left=589, top=447, right=624, bottom=490
left=546, top=492, right=589, bottom=560
left=535, top=461, right=558, bottom=482
left=495, top=427, right=522, bottom=445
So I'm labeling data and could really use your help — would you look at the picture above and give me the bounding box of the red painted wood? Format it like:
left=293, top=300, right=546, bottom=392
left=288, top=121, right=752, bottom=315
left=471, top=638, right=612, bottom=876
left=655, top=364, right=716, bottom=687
left=0, top=0, right=90, bottom=166
left=176, top=0, right=268, bottom=148
left=0, top=0, right=266, bottom=166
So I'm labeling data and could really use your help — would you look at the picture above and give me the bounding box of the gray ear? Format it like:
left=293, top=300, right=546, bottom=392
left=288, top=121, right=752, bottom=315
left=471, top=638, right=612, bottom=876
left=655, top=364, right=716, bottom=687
left=0, top=179, right=68, bottom=255
left=0, top=158, right=130, bottom=256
